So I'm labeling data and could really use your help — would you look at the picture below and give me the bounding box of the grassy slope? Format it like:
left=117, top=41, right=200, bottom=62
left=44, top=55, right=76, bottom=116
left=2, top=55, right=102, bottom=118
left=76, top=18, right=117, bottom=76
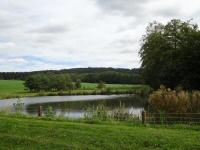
left=0, top=115, right=199, bottom=150
left=0, top=80, right=148, bottom=99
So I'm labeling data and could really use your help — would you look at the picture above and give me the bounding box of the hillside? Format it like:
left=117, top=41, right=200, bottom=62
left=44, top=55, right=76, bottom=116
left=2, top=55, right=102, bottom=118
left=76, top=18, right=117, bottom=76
left=0, top=67, right=143, bottom=84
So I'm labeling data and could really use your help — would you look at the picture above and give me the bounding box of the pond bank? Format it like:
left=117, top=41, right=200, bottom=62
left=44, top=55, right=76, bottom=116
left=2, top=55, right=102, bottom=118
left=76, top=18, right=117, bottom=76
left=0, top=88, right=149, bottom=100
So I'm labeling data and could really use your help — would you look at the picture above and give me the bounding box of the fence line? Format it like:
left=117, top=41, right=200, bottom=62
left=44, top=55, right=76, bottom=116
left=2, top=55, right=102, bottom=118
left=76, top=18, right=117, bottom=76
left=142, top=111, right=200, bottom=124
left=7, top=104, right=200, bottom=124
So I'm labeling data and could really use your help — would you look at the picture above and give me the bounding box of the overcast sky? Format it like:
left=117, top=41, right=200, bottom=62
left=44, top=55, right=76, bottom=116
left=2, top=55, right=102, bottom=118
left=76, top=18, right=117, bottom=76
left=0, top=0, right=200, bottom=72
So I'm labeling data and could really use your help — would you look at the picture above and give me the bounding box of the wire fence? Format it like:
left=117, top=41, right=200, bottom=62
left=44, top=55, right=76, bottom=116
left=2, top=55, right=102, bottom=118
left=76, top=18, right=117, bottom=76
left=143, top=112, right=200, bottom=125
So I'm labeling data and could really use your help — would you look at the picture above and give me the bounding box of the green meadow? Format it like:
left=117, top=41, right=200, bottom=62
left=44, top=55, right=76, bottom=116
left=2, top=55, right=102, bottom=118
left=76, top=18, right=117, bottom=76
left=0, top=114, right=199, bottom=150
left=0, top=80, right=149, bottom=99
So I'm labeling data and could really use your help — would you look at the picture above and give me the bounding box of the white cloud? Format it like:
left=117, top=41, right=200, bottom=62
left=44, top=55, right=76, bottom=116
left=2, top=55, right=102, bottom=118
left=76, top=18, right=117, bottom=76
left=0, top=0, right=200, bottom=71
left=0, top=58, right=27, bottom=65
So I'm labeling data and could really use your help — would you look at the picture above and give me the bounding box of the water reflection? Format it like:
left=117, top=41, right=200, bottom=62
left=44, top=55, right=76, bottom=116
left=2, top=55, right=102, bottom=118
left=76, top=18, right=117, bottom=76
left=25, top=95, right=145, bottom=118
left=0, top=95, right=145, bottom=118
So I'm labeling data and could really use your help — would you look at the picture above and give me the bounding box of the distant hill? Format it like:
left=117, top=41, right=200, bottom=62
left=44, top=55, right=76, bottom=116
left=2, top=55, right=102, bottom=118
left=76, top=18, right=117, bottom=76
left=0, top=67, right=143, bottom=84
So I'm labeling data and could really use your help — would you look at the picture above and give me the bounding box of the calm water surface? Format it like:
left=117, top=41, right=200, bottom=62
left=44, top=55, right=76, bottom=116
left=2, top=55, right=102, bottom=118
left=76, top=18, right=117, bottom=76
left=0, top=95, right=145, bottom=118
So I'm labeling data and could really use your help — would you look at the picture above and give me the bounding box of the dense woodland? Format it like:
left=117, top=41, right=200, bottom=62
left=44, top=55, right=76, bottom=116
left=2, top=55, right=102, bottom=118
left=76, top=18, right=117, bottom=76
left=0, top=68, right=143, bottom=84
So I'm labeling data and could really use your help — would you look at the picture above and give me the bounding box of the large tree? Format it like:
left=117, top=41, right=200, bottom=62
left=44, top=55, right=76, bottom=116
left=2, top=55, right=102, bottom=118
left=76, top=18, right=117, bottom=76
left=139, top=19, right=200, bottom=90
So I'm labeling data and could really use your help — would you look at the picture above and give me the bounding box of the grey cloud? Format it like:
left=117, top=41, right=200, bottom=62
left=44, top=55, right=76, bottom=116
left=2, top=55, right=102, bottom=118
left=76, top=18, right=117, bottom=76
left=0, top=57, right=27, bottom=65
left=154, top=7, right=180, bottom=17
left=30, top=24, right=69, bottom=34
left=96, top=0, right=182, bottom=22
left=108, top=38, right=138, bottom=49
left=0, top=13, right=20, bottom=30
left=118, top=39, right=137, bottom=45
left=34, top=36, right=56, bottom=44
left=119, top=49, right=134, bottom=54
left=96, top=0, right=148, bottom=16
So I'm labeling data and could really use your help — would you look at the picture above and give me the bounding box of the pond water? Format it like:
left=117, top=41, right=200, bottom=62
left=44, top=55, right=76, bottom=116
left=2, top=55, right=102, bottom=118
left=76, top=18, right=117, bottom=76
left=0, top=95, right=145, bottom=118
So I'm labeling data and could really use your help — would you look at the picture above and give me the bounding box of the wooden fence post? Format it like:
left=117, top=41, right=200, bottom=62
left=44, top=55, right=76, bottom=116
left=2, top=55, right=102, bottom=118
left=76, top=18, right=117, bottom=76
left=38, top=105, right=42, bottom=117
left=142, top=111, right=146, bottom=124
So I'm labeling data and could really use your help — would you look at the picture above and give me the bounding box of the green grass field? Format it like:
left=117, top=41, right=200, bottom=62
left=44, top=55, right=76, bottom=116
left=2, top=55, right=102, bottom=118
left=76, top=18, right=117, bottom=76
left=0, top=114, right=199, bottom=149
left=0, top=80, right=25, bottom=94
left=0, top=80, right=35, bottom=99
left=0, top=80, right=149, bottom=100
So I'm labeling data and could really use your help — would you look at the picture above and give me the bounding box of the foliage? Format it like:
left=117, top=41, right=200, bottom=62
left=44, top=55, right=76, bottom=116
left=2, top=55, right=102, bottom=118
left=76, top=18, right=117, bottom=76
left=24, top=74, right=73, bottom=92
left=74, top=79, right=81, bottom=89
left=82, top=70, right=143, bottom=84
left=149, top=85, right=200, bottom=113
left=97, top=81, right=106, bottom=89
left=140, top=19, right=200, bottom=90
left=0, top=67, right=143, bottom=84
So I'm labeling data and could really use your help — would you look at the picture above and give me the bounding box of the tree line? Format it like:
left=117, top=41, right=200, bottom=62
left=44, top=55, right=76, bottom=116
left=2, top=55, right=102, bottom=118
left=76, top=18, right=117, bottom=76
left=0, top=68, right=143, bottom=84
left=24, top=74, right=81, bottom=92
left=80, top=71, right=143, bottom=84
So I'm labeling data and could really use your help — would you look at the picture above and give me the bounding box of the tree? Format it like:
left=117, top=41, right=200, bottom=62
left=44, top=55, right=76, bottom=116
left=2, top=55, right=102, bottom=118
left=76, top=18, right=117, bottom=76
left=75, top=79, right=81, bottom=89
left=97, top=81, right=106, bottom=89
left=24, top=74, right=73, bottom=92
left=139, top=19, right=200, bottom=90
left=24, top=74, right=49, bottom=92
left=53, top=74, right=67, bottom=91
left=64, top=74, right=74, bottom=90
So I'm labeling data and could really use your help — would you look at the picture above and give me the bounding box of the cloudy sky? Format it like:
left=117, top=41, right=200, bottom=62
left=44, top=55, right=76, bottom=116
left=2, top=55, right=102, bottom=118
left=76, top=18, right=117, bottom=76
left=0, top=0, right=200, bottom=72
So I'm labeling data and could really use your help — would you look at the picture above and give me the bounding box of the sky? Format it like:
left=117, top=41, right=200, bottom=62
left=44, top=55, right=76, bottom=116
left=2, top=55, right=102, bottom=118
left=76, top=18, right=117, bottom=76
left=0, top=0, right=200, bottom=72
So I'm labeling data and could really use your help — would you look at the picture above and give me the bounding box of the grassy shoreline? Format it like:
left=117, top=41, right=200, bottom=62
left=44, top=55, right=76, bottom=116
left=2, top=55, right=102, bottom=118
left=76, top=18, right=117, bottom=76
left=0, top=80, right=150, bottom=100
left=0, top=114, right=199, bottom=149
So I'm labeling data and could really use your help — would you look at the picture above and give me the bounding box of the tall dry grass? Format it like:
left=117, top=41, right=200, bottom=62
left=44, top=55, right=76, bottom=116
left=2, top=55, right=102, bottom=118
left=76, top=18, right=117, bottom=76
left=149, top=85, right=200, bottom=113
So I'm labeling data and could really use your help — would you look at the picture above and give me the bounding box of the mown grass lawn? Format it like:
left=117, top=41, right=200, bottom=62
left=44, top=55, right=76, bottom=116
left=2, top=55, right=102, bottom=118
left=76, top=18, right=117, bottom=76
left=0, top=80, right=149, bottom=99
left=0, top=115, right=199, bottom=150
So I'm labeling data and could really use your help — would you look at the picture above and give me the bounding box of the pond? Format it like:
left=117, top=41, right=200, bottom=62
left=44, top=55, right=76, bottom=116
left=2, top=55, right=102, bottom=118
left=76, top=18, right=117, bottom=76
left=0, top=95, right=145, bottom=118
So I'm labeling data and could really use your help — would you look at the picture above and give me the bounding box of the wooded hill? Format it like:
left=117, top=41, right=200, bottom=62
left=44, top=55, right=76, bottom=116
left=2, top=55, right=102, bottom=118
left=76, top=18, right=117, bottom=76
left=0, top=67, right=143, bottom=84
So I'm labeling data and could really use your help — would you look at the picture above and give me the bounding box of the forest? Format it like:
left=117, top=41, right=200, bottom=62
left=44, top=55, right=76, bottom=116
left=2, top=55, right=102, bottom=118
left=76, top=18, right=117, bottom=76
left=0, top=67, right=143, bottom=84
